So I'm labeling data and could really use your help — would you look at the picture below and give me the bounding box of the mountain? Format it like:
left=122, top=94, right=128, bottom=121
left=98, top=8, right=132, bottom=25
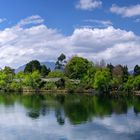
left=15, top=61, right=55, bottom=73
left=129, top=70, right=134, bottom=75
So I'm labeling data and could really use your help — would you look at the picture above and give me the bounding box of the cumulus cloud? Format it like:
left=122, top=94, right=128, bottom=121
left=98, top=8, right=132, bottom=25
left=76, top=0, right=102, bottom=10
left=110, top=4, right=140, bottom=17
left=0, top=15, right=140, bottom=69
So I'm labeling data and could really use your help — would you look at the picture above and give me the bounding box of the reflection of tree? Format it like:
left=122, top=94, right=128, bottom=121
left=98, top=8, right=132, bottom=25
left=111, top=99, right=127, bottom=114
left=0, top=93, right=140, bottom=125
left=63, top=95, right=131, bottom=125
left=64, top=96, right=94, bottom=124
left=0, top=94, right=17, bottom=106
left=133, top=98, right=140, bottom=115
left=27, top=110, right=40, bottom=119
left=55, top=109, right=65, bottom=125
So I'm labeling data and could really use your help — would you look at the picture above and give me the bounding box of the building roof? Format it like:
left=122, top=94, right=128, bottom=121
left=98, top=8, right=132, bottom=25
left=41, top=78, right=62, bottom=82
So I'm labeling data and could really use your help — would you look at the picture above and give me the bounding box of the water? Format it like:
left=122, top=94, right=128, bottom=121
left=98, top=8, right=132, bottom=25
left=0, top=93, right=139, bottom=140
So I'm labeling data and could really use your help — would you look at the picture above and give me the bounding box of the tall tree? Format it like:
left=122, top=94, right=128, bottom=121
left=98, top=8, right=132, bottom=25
left=55, top=53, right=66, bottom=70
left=107, top=63, right=114, bottom=78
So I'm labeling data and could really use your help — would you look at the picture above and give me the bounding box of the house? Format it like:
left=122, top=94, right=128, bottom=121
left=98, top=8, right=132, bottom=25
left=41, top=78, right=65, bottom=88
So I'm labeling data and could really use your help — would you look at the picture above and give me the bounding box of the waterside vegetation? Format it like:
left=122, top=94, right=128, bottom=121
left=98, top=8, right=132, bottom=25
left=0, top=53, right=140, bottom=95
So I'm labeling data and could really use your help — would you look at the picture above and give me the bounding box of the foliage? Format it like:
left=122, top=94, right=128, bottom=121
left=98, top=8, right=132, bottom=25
left=64, top=56, right=92, bottom=79
left=94, top=69, right=111, bottom=93
left=124, top=76, right=134, bottom=92
left=82, top=67, right=96, bottom=88
left=134, top=65, right=140, bottom=76
left=133, top=75, right=140, bottom=90
left=47, top=70, right=65, bottom=78
left=41, top=65, right=50, bottom=77
left=24, top=71, right=41, bottom=89
left=24, top=60, right=42, bottom=73
left=45, top=82, right=57, bottom=90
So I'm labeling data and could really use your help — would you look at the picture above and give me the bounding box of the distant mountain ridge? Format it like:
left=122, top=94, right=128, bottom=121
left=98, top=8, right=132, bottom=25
left=15, top=61, right=55, bottom=73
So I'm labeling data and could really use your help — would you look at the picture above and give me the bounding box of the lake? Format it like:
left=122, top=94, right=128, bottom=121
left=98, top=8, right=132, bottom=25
left=0, top=93, right=139, bottom=140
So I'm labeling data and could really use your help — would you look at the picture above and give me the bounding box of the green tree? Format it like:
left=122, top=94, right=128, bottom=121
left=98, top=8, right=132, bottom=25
left=82, top=67, right=96, bottom=88
left=24, top=71, right=41, bottom=89
left=41, top=65, right=50, bottom=77
left=94, top=69, right=111, bottom=93
left=122, top=65, right=129, bottom=82
left=3, top=66, right=15, bottom=83
left=47, top=70, right=65, bottom=78
left=133, top=75, right=140, bottom=90
left=107, top=63, right=114, bottom=78
left=124, top=76, right=134, bottom=92
left=24, top=60, right=42, bottom=73
left=64, top=56, right=92, bottom=79
left=134, top=65, right=140, bottom=76
left=0, top=71, right=7, bottom=90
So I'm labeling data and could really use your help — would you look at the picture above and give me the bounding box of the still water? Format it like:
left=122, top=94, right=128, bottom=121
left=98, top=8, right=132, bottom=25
left=0, top=93, right=139, bottom=140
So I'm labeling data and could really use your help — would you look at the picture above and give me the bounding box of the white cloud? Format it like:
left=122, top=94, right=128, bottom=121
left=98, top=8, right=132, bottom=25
left=76, top=0, right=102, bottom=10
left=17, top=15, right=44, bottom=27
left=110, top=4, right=140, bottom=17
left=0, top=15, right=140, bottom=69
left=84, top=19, right=113, bottom=27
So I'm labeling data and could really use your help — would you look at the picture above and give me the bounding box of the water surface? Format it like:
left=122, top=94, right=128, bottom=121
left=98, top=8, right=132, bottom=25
left=0, top=93, right=139, bottom=140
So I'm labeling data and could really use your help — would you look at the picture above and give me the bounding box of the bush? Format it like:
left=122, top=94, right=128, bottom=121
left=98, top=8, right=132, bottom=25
left=45, top=82, right=57, bottom=90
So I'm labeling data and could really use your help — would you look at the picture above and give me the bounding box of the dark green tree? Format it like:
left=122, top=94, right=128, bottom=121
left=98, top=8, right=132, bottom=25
left=41, top=65, right=50, bottom=77
left=24, top=60, right=42, bottom=73
left=107, top=63, right=114, bottom=78
left=134, top=65, right=140, bottom=76
left=122, top=65, right=129, bottom=82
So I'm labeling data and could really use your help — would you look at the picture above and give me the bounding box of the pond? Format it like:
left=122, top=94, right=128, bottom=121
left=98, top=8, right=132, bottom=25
left=0, top=93, right=139, bottom=140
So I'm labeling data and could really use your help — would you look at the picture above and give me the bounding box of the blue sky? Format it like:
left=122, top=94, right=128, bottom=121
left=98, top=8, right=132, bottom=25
left=0, top=0, right=139, bottom=35
left=0, top=0, right=140, bottom=69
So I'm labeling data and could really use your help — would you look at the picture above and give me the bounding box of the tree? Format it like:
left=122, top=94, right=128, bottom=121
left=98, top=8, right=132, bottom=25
left=107, top=63, right=114, bottom=78
left=134, top=65, right=140, bottom=76
left=47, top=70, right=65, bottom=78
left=94, top=69, right=111, bottom=93
left=112, top=65, right=124, bottom=84
left=55, top=53, right=66, bottom=70
left=82, top=67, right=96, bottom=88
left=122, top=65, right=129, bottom=82
left=41, top=65, right=50, bottom=77
left=124, top=76, right=134, bottom=92
left=0, top=71, right=7, bottom=90
left=64, top=56, right=92, bottom=79
left=24, top=60, right=42, bottom=73
left=24, top=71, right=41, bottom=89
left=133, top=75, right=140, bottom=90
left=3, top=66, right=15, bottom=83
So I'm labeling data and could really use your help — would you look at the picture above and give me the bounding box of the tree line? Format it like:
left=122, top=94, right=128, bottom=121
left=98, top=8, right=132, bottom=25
left=0, top=53, right=140, bottom=94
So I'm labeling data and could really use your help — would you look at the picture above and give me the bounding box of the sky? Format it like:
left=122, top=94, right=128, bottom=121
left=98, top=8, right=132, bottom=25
left=0, top=0, right=140, bottom=69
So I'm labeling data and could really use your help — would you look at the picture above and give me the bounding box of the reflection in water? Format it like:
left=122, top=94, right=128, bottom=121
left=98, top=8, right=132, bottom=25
left=0, top=93, right=139, bottom=140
